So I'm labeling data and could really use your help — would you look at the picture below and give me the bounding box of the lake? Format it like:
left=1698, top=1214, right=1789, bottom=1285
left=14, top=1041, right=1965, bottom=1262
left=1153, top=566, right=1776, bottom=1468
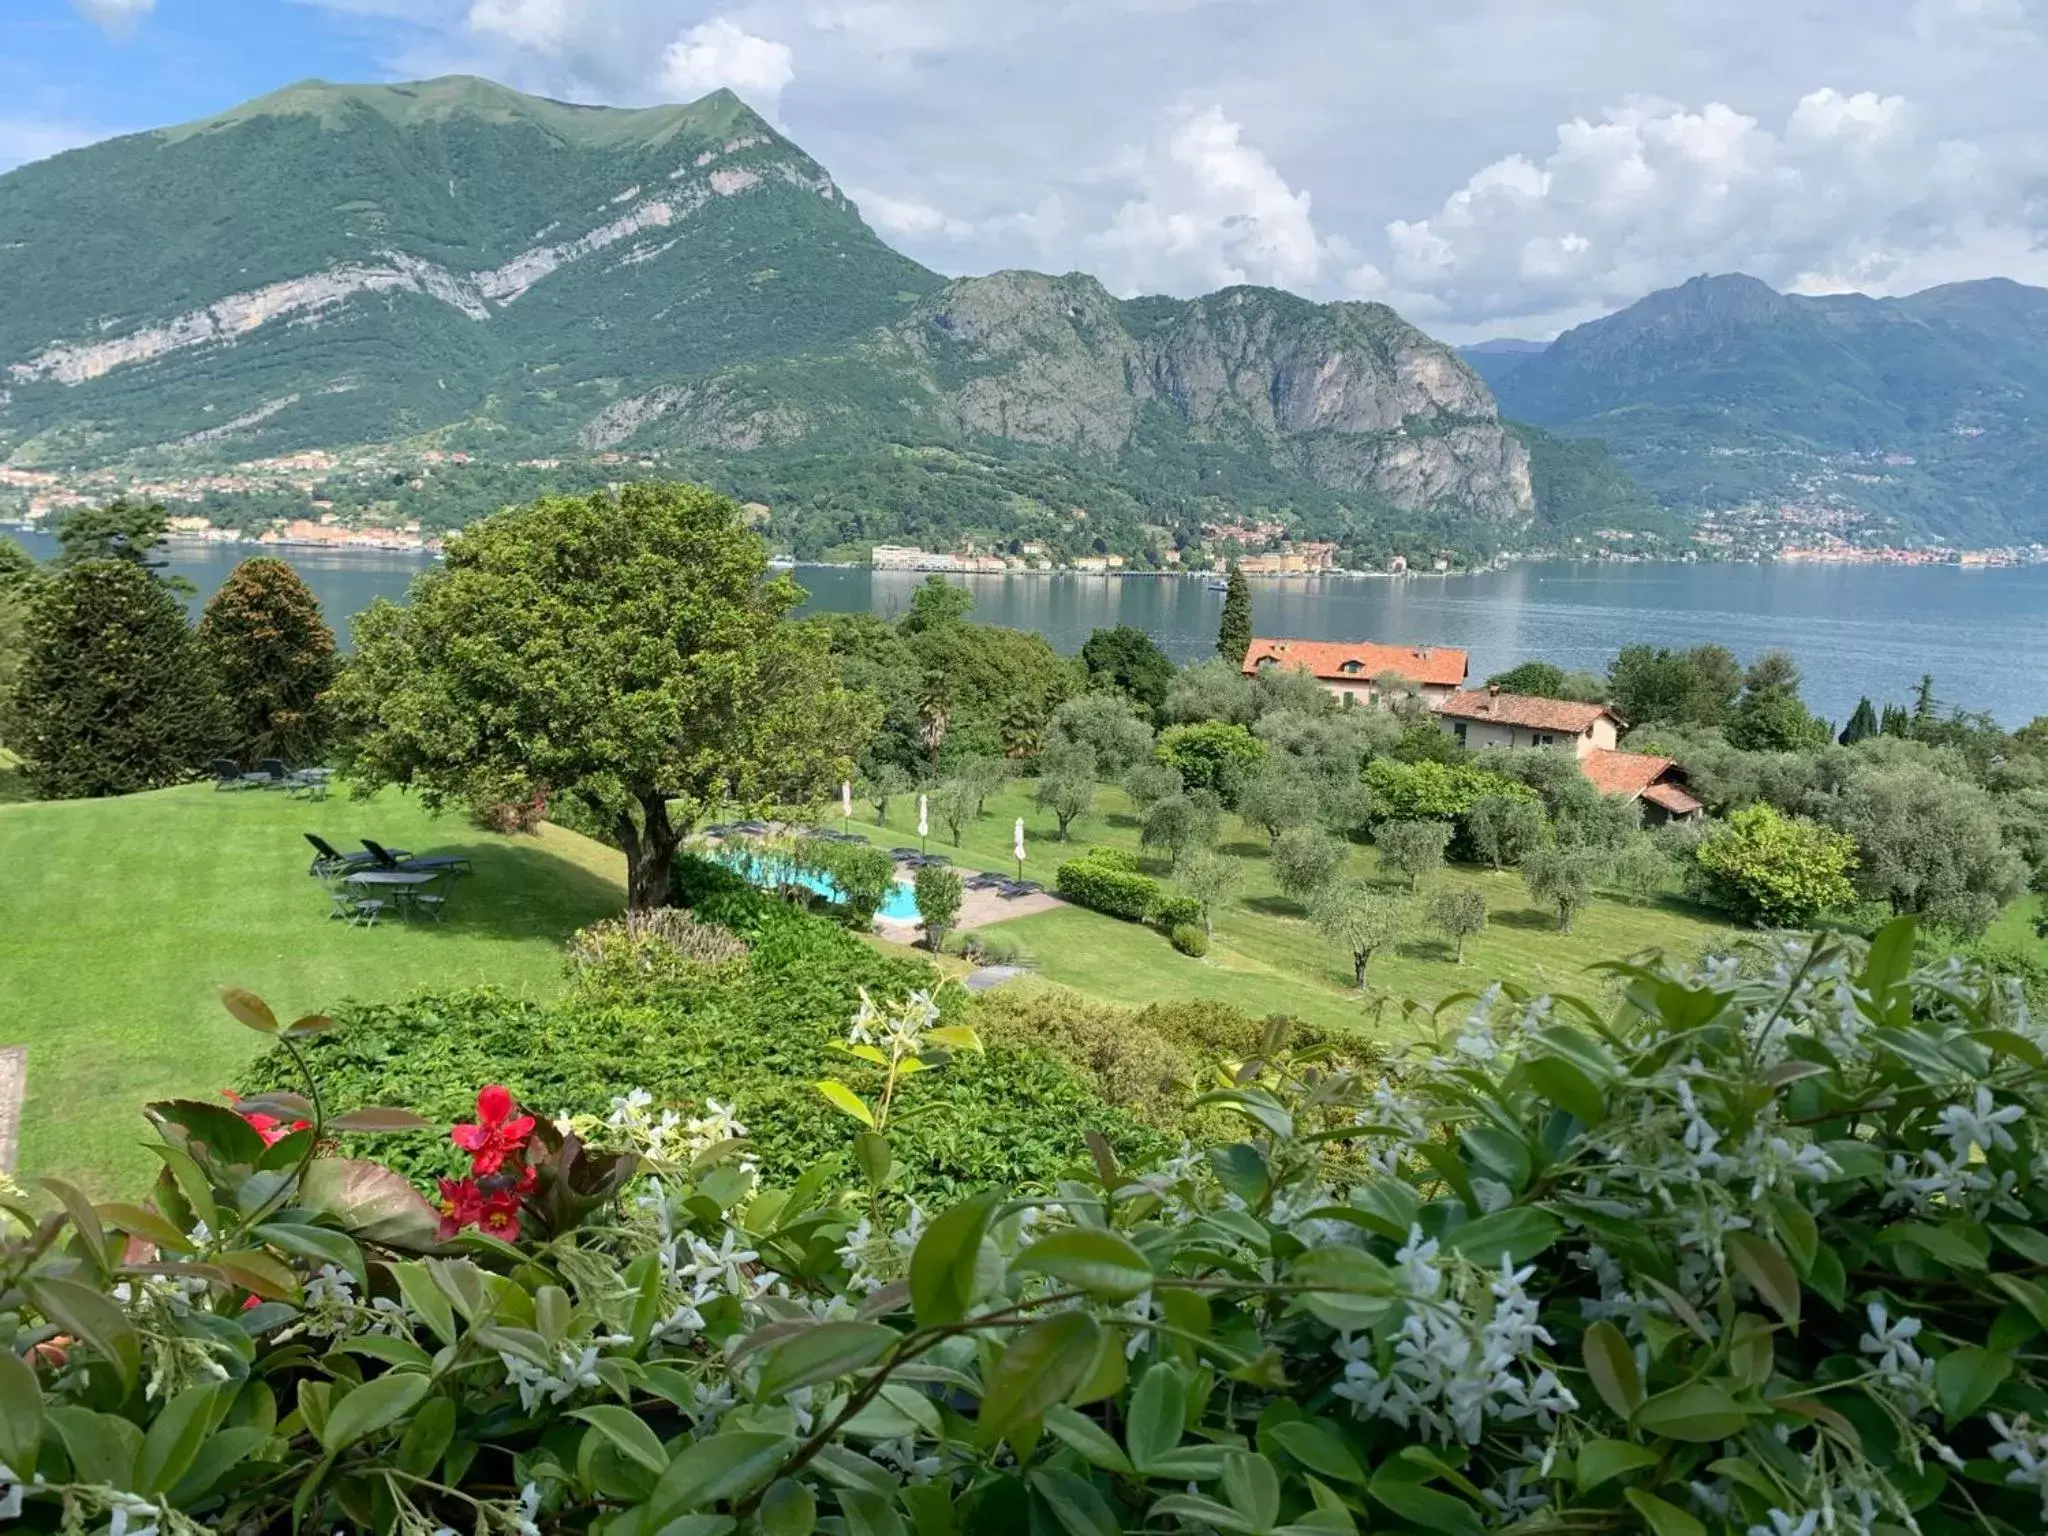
left=10, top=529, right=2046, bottom=727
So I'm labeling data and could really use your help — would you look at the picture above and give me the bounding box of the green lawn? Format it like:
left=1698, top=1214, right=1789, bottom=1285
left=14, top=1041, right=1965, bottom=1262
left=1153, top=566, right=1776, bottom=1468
left=843, top=781, right=1738, bottom=1036
left=0, top=783, right=626, bottom=1195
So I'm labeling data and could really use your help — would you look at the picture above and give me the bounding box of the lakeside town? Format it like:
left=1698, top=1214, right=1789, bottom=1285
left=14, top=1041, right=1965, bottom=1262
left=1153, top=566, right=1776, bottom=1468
left=3, top=456, right=2045, bottom=571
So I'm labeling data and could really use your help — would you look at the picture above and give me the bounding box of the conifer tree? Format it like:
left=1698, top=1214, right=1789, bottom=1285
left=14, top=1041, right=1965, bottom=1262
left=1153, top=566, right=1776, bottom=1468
left=1839, top=696, right=1879, bottom=746
left=1216, top=563, right=1253, bottom=664
left=12, top=558, right=225, bottom=799
left=198, top=556, right=339, bottom=763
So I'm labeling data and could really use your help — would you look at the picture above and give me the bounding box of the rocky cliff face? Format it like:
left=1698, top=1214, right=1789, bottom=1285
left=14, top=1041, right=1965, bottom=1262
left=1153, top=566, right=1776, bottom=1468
left=878, top=273, right=1533, bottom=522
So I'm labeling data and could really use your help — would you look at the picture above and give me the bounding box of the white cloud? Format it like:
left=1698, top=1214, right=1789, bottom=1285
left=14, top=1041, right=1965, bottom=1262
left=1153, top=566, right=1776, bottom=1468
left=659, top=18, right=797, bottom=116
left=1370, top=87, right=2048, bottom=335
left=465, top=0, right=578, bottom=55
left=0, top=118, right=102, bottom=172
left=1091, top=107, right=1353, bottom=294
left=853, top=188, right=974, bottom=238
left=70, top=0, right=154, bottom=36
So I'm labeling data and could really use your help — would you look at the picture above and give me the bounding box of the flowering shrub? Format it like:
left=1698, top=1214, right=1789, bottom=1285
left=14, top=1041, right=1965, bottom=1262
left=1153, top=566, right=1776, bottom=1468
left=6, top=921, right=2048, bottom=1536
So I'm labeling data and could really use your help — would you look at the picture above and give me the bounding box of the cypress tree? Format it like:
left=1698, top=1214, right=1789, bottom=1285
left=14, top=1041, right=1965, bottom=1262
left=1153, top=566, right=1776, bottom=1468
left=1839, top=696, right=1879, bottom=745
left=198, top=556, right=339, bottom=763
left=1217, top=563, right=1253, bottom=664
left=1880, top=703, right=1912, bottom=737
left=12, top=558, right=226, bottom=799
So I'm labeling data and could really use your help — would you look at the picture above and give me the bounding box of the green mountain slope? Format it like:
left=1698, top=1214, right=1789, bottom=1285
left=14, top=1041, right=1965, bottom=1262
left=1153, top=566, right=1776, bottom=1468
left=0, top=76, right=1658, bottom=556
left=1489, top=273, right=2048, bottom=544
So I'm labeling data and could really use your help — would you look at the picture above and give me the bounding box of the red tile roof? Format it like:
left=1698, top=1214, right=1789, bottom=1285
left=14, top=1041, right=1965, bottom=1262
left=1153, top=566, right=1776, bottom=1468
left=1581, top=748, right=1678, bottom=798
left=1434, top=690, right=1619, bottom=733
left=1643, top=781, right=1705, bottom=817
left=1242, top=637, right=1469, bottom=689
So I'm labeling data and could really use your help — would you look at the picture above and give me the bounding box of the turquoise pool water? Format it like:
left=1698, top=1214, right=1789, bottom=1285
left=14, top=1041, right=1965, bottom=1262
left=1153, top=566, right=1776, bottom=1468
left=720, top=851, right=921, bottom=921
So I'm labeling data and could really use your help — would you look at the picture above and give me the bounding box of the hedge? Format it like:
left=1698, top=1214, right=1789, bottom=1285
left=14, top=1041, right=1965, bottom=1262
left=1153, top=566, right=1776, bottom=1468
left=1055, top=852, right=1163, bottom=922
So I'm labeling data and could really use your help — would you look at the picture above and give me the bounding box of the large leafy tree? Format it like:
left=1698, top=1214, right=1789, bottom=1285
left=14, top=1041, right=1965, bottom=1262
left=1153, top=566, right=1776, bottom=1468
left=1216, top=563, right=1253, bottom=663
left=1818, top=758, right=2026, bottom=936
left=335, top=484, right=879, bottom=909
left=1692, top=804, right=1858, bottom=928
left=11, top=557, right=226, bottom=799
left=53, top=497, right=181, bottom=581
left=1606, top=643, right=1743, bottom=728
left=1081, top=624, right=1174, bottom=715
left=198, top=556, right=339, bottom=763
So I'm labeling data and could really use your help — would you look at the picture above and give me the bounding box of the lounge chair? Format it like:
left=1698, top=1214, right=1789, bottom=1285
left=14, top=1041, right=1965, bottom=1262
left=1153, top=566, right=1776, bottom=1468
left=305, top=833, right=385, bottom=878
left=361, top=838, right=472, bottom=876
left=211, top=758, right=259, bottom=790
left=254, top=757, right=296, bottom=789
left=889, top=847, right=923, bottom=860
left=964, top=873, right=1005, bottom=891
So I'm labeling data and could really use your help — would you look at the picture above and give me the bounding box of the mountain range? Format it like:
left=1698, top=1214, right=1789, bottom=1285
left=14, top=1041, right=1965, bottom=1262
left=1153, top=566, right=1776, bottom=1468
left=1464, top=273, right=2048, bottom=546
left=0, top=76, right=1654, bottom=563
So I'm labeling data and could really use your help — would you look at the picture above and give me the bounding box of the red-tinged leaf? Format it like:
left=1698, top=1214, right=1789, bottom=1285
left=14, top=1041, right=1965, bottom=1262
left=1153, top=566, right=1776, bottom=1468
left=218, top=987, right=278, bottom=1034
left=327, top=1107, right=432, bottom=1132
left=299, top=1159, right=442, bottom=1250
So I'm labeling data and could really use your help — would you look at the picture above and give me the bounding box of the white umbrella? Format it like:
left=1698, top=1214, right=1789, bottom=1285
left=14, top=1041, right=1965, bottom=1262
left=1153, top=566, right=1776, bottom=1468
left=841, top=780, right=852, bottom=820
left=1013, top=816, right=1026, bottom=867
left=918, top=795, right=929, bottom=840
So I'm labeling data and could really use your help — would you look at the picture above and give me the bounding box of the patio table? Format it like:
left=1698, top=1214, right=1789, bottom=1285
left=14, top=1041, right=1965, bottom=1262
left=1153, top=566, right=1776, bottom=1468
left=343, top=869, right=444, bottom=916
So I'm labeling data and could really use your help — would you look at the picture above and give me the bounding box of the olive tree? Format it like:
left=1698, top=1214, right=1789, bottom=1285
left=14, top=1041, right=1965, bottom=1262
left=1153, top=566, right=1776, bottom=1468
left=1520, top=845, right=1606, bottom=933
left=860, top=763, right=912, bottom=825
left=1271, top=826, right=1347, bottom=904
left=335, top=483, right=876, bottom=910
left=1312, top=878, right=1406, bottom=987
left=1427, top=885, right=1489, bottom=963
left=1237, top=764, right=1324, bottom=846
left=1175, top=847, right=1245, bottom=937
left=1465, top=793, right=1545, bottom=871
left=1141, top=791, right=1222, bottom=870
left=1122, top=760, right=1184, bottom=814
left=1034, top=743, right=1097, bottom=840
left=1376, top=818, right=1453, bottom=890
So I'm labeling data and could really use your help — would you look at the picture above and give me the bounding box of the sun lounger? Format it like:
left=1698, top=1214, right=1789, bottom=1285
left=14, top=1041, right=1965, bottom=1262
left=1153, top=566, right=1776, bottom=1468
left=304, top=833, right=386, bottom=878
left=362, top=838, right=472, bottom=876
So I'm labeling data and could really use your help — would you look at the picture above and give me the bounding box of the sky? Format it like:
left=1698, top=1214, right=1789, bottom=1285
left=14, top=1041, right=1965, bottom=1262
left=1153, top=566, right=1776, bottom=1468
left=8, top=0, right=2048, bottom=340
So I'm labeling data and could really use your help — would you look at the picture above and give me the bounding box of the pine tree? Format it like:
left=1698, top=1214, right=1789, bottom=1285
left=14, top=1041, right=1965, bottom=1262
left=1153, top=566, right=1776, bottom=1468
left=1216, top=563, right=1253, bottom=664
left=1880, top=703, right=1912, bottom=737
left=1839, top=696, right=1879, bottom=746
left=1911, top=673, right=1940, bottom=729
left=198, top=556, right=339, bottom=763
left=12, top=558, right=226, bottom=799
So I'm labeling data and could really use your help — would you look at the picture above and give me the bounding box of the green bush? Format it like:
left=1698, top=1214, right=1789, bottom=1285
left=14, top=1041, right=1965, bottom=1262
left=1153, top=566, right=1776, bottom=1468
left=16, top=920, right=2046, bottom=1536
left=1169, top=921, right=1209, bottom=957
left=1155, top=720, right=1265, bottom=804
left=248, top=901, right=1160, bottom=1201
left=1055, top=852, right=1163, bottom=922
left=1147, top=892, right=1205, bottom=932
left=1694, top=802, right=1860, bottom=927
left=1363, top=755, right=1536, bottom=822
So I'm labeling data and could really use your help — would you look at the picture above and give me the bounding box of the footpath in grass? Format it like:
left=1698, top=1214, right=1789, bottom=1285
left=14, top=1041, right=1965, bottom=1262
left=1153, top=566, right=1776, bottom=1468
left=0, top=782, right=625, bottom=1195
left=840, top=780, right=1736, bottom=1035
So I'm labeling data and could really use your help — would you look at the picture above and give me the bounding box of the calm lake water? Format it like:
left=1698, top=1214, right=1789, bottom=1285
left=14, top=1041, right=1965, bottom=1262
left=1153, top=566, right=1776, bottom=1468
left=12, top=529, right=2047, bottom=727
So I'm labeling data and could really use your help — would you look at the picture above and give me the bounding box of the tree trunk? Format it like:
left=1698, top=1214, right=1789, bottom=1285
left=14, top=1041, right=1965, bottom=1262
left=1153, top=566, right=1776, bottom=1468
left=1353, top=950, right=1368, bottom=987
left=1456, top=935, right=1466, bottom=964
left=618, top=794, right=682, bottom=912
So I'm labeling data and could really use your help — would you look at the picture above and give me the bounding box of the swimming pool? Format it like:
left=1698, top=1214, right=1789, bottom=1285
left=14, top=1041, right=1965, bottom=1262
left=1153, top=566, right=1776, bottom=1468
left=718, top=850, right=922, bottom=921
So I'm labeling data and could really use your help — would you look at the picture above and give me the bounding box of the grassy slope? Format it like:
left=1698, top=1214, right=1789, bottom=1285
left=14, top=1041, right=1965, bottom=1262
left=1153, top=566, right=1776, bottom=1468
left=0, top=783, right=625, bottom=1195
left=842, top=782, right=1737, bottom=1037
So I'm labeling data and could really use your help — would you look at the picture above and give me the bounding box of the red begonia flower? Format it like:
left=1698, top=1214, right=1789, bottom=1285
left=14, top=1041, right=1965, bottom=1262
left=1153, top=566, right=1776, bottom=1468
left=436, top=1176, right=485, bottom=1241
left=451, top=1084, right=536, bottom=1175
left=478, top=1196, right=522, bottom=1243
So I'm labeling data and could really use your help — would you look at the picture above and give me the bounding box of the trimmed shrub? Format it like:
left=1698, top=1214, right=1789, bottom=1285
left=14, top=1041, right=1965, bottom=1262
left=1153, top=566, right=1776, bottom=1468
left=1363, top=756, right=1536, bottom=822
left=1170, top=922, right=1209, bottom=957
left=1055, top=852, right=1163, bottom=921
left=1148, top=892, right=1204, bottom=932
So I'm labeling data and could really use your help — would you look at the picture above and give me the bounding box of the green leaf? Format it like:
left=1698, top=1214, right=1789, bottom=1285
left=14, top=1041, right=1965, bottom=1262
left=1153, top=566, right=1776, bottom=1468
left=1634, top=1381, right=1749, bottom=1443
left=1857, top=916, right=1917, bottom=1023
left=1935, top=1346, right=2012, bottom=1427
left=256, top=1223, right=368, bottom=1288
left=1013, top=1228, right=1153, bottom=1301
left=299, top=1159, right=443, bottom=1250
left=1268, top=1419, right=1366, bottom=1487
left=1727, top=1232, right=1801, bottom=1328
left=1147, top=1494, right=1261, bottom=1534
left=908, top=1191, right=998, bottom=1327
left=1222, top=1451, right=1282, bottom=1530
left=1043, top=1404, right=1134, bottom=1474
left=1442, top=1207, right=1563, bottom=1266
left=0, top=1348, right=44, bottom=1481
left=1884, top=1221, right=1990, bottom=1272
left=47, top=1406, right=141, bottom=1489
left=1576, top=1438, right=1662, bottom=1492
left=1367, top=1463, right=1482, bottom=1536
left=1991, top=1223, right=2048, bottom=1265
left=136, top=1384, right=219, bottom=1496
left=1030, top=1468, right=1120, bottom=1536
left=325, top=1107, right=432, bottom=1132
left=646, top=1432, right=795, bottom=1523
left=1993, top=1274, right=2048, bottom=1334
left=758, top=1479, right=817, bottom=1536
left=979, top=1313, right=1101, bottom=1445
left=1625, top=1488, right=1707, bottom=1536
left=853, top=1131, right=893, bottom=1188
left=1126, top=1363, right=1187, bottom=1473
left=843, top=1488, right=909, bottom=1536
left=24, top=1276, right=140, bottom=1394
left=567, top=1406, right=666, bottom=1481
left=39, top=1176, right=107, bottom=1271
left=391, top=1262, right=459, bottom=1347
left=1524, top=1057, right=1604, bottom=1124
left=756, top=1323, right=900, bottom=1400
left=396, top=1396, right=457, bottom=1479
left=167, top=1426, right=269, bottom=1504
left=96, top=1201, right=193, bottom=1252
left=1582, top=1321, right=1644, bottom=1419
left=218, top=986, right=279, bottom=1034
left=816, top=1080, right=875, bottom=1128
left=318, top=1372, right=431, bottom=1453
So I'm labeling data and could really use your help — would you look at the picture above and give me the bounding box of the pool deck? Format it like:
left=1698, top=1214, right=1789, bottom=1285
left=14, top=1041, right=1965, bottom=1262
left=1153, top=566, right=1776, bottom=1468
left=874, top=882, right=1063, bottom=942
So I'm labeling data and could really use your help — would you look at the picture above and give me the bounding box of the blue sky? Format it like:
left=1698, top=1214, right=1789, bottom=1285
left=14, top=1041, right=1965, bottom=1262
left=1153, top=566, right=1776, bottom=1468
left=8, top=0, right=2048, bottom=339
